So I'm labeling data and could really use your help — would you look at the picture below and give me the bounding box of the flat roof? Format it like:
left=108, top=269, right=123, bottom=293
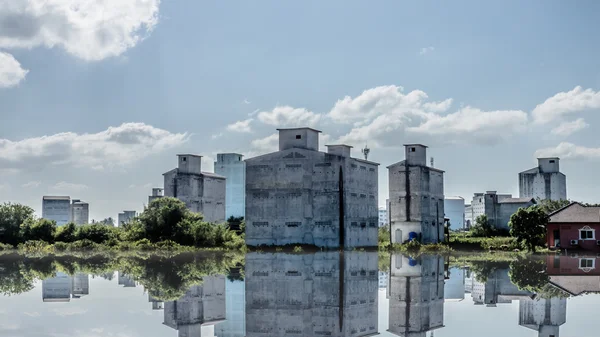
left=177, top=154, right=203, bottom=157
left=43, top=196, right=70, bottom=200
left=217, top=153, right=244, bottom=156
left=403, top=143, right=428, bottom=148
left=276, top=127, right=322, bottom=133
left=325, top=144, right=353, bottom=148
left=538, top=157, right=560, bottom=160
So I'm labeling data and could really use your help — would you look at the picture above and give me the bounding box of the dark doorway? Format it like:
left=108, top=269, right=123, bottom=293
left=553, top=229, right=560, bottom=248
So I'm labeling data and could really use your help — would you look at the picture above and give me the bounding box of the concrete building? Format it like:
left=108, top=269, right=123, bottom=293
left=379, top=206, right=388, bottom=228
left=245, top=127, right=379, bottom=248
left=42, top=272, right=72, bottom=302
left=444, top=267, right=465, bottom=301
left=388, top=144, right=445, bottom=244
left=163, top=275, right=226, bottom=337
left=70, top=199, right=89, bottom=225
left=214, top=279, right=245, bottom=337
left=71, top=273, right=89, bottom=297
left=387, top=254, right=445, bottom=337
left=444, top=197, right=465, bottom=230
left=464, top=204, right=473, bottom=229
left=118, top=210, right=136, bottom=226
left=149, top=188, right=164, bottom=204
left=149, top=293, right=164, bottom=310
left=42, top=196, right=71, bottom=226
left=519, top=298, right=567, bottom=337
left=215, top=153, right=246, bottom=219
left=471, top=268, right=533, bottom=306
left=163, top=154, right=226, bottom=223
left=546, top=202, right=600, bottom=251
left=470, top=192, right=536, bottom=231
left=379, top=271, right=389, bottom=289
left=118, top=273, right=136, bottom=287
left=245, top=251, right=378, bottom=337
left=519, top=158, right=567, bottom=201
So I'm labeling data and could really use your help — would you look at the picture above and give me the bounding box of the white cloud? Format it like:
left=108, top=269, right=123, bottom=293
left=226, top=119, right=253, bottom=133
left=0, top=0, right=161, bottom=62
left=51, top=181, right=89, bottom=191
left=535, top=142, right=600, bottom=160
left=419, top=46, right=435, bottom=55
left=0, top=122, right=188, bottom=171
left=249, top=109, right=260, bottom=117
left=250, top=133, right=278, bottom=153
left=551, top=118, right=589, bottom=137
left=532, top=86, right=600, bottom=124
left=243, top=99, right=251, bottom=105
left=257, top=106, right=321, bottom=127
left=22, top=181, right=41, bottom=188
left=0, top=52, right=28, bottom=88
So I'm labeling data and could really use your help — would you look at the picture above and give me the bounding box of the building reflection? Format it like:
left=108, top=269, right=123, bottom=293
left=470, top=269, right=533, bottom=306
left=214, top=278, right=245, bottom=337
left=245, top=251, right=379, bottom=337
left=42, top=272, right=90, bottom=302
left=519, top=297, right=566, bottom=337
left=387, top=254, right=445, bottom=337
left=162, top=275, right=226, bottom=337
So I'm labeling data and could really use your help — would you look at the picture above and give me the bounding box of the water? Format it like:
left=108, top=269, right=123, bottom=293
left=0, top=252, right=598, bottom=336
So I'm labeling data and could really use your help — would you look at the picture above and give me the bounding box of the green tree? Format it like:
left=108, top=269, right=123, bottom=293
left=55, top=223, right=77, bottom=243
left=509, top=206, right=548, bottom=252
left=536, top=198, right=571, bottom=214
left=76, top=224, right=117, bottom=244
left=0, top=203, right=35, bottom=245
left=470, top=214, right=496, bottom=237
left=137, top=197, right=194, bottom=242
left=21, top=218, right=57, bottom=243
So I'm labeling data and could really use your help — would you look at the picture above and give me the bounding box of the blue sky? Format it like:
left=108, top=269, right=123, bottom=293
left=2, top=0, right=600, bottom=220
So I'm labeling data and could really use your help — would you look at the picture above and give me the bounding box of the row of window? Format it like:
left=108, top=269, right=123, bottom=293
left=251, top=221, right=377, bottom=228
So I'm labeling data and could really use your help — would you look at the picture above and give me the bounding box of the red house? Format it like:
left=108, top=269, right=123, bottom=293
left=547, top=202, right=600, bottom=252
left=546, top=255, right=600, bottom=296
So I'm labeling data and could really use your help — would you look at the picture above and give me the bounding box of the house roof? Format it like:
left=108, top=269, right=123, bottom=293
left=548, top=202, right=600, bottom=223
left=498, top=197, right=536, bottom=204
left=519, top=167, right=540, bottom=175
left=276, top=127, right=322, bottom=133
left=549, top=275, right=600, bottom=296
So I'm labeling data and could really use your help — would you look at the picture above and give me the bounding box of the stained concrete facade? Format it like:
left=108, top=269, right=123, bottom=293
left=118, top=210, right=136, bottom=226
left=42, top=196, right=71, bottom=226
left=70, top=199, right=89, bottom=225
left=519, top=298, right=566, bottom=337
left=245, top=128, right=379, bottom=248
left=387, top=254, right=445, bottom=337
left=471, top=268, right=533, bottom=306
left=388, top=145, right=445, bottom=244
left=163, top=275, right=226, bottom=337
left=470, top=192, right=535, bottom=230
left=164, top=154, right=226, bottom=223
left=519, top=158, right=567, bottom=201
left=245, top=251, right=378, bottom=337
left=215, top=153, right=246, bottom=219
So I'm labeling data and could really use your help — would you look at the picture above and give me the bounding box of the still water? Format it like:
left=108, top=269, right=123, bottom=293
left=0, top=251, right=598, bottom=337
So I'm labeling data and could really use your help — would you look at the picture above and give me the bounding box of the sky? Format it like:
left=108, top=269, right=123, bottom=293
left=2, top=0, right=600, bottom=220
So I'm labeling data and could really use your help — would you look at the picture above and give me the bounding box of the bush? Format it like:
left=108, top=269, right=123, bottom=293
left=470, top=215, right=497, bottom=237
left=67, top=239, right=101, bottom=251
left=0, top=203, right=35, bottom=245
left=55, top=223, right=77, bottom=243
left=0, top=242, right=14, bottom=251
left=21, top=218, right=57, bottom=243
left=17, top=240, right=51, bottom=253
left=53, top=242, right=69, bottom=251
left=75, top=224, right=116, bottom=244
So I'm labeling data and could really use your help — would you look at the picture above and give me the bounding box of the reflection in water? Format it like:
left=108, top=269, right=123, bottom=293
left=245, top=251, right=379, bottom=336
left=4, top=253, right=600, bottom=336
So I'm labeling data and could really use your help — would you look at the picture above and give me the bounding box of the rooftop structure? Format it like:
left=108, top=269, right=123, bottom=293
left=519, top=158, right=567, bottom=201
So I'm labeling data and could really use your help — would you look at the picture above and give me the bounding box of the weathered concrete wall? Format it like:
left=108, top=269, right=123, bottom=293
left=278, top=128, right=320, bottom=151
left=215, top=154, right=246, bottom=218
left=519, top=171, right=567, bottom=201
left=164, top=170, right=226, bottom=223
left=519, top=298, right=566, bottom=337
left=245, top=252, right=378, bottom=337
left=388, top=254, right=445, bottom=336
left=497, top=201, right=533, bottom=230
left=202, top=177, right=226, bottom=223
left=245, top=147, right=378, bottom=248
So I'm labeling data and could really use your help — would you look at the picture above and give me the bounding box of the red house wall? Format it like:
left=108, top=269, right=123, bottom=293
left=546, top=255, right=600, bottom=275
left=547, top=222, right=600, bottom=252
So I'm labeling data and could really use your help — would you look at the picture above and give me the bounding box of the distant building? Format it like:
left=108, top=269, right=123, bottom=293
left=388, top=144, right=445, bottom=244
left=444, top=267, right=465, bottom=301
left=519, top=158, right=567, bottom=201
left=444, top=197, right=465, bottom=230
left=149, top=188, right=164, bottom=204
left=163, top=275, right=226, bottom=337
left=42, top=272, right=72, bottom=302
left=388, top=255, right=445, bottom=336
left=118, top=210, right=137, bottom=226
left=70, top=199, right=89, bottom=225
left=118, top=273, right=136, bottom=288
left=546, top=202, right=600, bottom=251
left=71, top=273, right=89, bottom=297
left=214, top=279, right=245, bottom=337
left=464, top=204, right=473, bottom=229
left=42, top=196, right=71, bottom=226
left=163, top=154, right=226, bottom=223
left=379, top=206, right=388, bottom=227
left=245, top=251, right=378, bottom=337
left=245, top=127, right=379, bottom=248
left=215, top=153, right=246, bottom=219
left=519, top=297, right=566, bottom=337
left=470, top=192, right=536, bottom=231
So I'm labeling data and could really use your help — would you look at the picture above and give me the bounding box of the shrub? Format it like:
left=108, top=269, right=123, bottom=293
left=75, top=224, right=116, bottom=244
left=18, top=240, right=50, bottom=253
left=21, top=218, right=57, bottom=243
left=0, top=242, right=14, bottom=251
left=470, top=215, right=497, bottom=237
left=53, top=242, right=69, bottom=251
left=55, top=223, right=77, bottom=243
left=67, top=239, right=101, bottom=251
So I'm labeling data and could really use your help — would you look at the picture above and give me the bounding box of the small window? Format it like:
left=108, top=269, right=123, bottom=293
left=181, top=157, right=187, bottom=162
left=411, top=147, right=416, bottom=152
left=549, top=160, right=555, bottom=163
left=579, top=258, right=595, bottom=269
left=580, top=226, right=595, bottom=240
left=296, top=134, right=302, bottom=139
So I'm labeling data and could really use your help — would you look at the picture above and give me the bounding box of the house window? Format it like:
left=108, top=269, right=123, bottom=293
left=579, top=258, right=595, bottom=269
left=579, top=226, right=595, bottom=240
left=296, top=135, right=301, bottom=139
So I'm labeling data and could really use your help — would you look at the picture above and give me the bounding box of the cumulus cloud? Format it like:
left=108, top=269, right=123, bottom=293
left=532, top=86, right=600, bottom=124
left=551, top=118, right=589, bottom=137
left=226, top=119, right=253, bottom=133
left=0, top=52, right=28, bottom=88
left=535, top=142, right=600, bottom=160
left=257, top=106, right=321, bottom=127
left=419, top=46, right=435, bottom=55
left=22, top=181, right=41, bottom=188
left=0, top=0, right=161, bottom=62
left=0, top=123, right=188, bottom=171
left=250, top=133, right=278, bottom=153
